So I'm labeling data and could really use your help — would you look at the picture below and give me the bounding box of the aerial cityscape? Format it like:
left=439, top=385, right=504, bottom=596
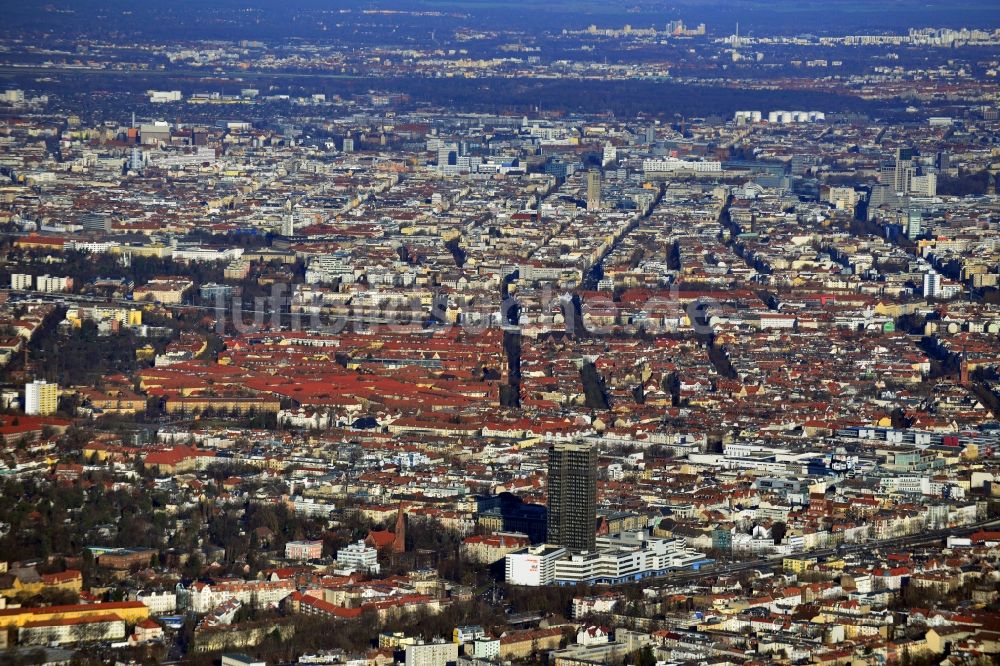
left=0, top=1, right=999, bottom=665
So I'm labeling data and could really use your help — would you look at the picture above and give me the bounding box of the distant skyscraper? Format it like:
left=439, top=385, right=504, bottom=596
left=281, top=212, right=294, bottom=237
left=893, top=147, right=917, bottom=194
left=437, top=143, right=457, bottom=169
left=602, top=142, right=617, bottom=166
left=546, top=441, right=597, bottom=551
left=910, top=173, right=937, bottom=197
left=790, top=155, right=812, bottom=176
left=906, top=208, right=922, bottom=240
left=586, top=170, right=601, bottom=212
left=879, top=161, right=897, bottom=192
left=923, top=271, right=941, bottom=299
left=80, top=213, right=111, bottom=233
left=130, top=145, right=143, bottom=173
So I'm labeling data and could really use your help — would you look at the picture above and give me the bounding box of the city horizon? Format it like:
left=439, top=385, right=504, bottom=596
left=0, top=2, right=998, bottom=666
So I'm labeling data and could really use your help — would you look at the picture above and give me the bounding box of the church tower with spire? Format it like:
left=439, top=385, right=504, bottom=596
left=392, top=503, right=406, bottom=554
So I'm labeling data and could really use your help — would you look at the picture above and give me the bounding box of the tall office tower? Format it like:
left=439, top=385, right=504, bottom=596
left=790, top=155, right=810, bottom=176
left=437, top=143, right=457, bottom=169
left=80, top=213, right=111, bottom=233
left=879, top=161, right=897, bottom=192
left=281, top=212, right=295, bottom=237
left=923, top=271, right=941, bottom=299
left=546, top=441, right=597, bottom=551
left=894, top=148, right=917, bottom=194
left=910, top=173, right=937, bottom=198
left=906, top=208, right=922, bottom=240
left=130, top=145, right=144, bottom=173
left=586, top=170, right=602, bottom=212
left=896, top=164, right=916, bottom=195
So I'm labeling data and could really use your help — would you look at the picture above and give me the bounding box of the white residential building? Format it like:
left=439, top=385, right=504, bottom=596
left=133, top=589, right=177, bottom=615
left=453, top=626, right=486, bottom=644
left=35, top=274, right=71, bottom=293
left=404, top=641, right=458, bottom=666
left=181, top=579, right=295, bottom=614
left=335, top=540, right=380, bottom=574
left=471, top=638, right=500, bottom=659
left=25, top=379, right=58, bottom=416
left=148, top=90, right=183, bottom=103
left=642, top=158, right=722, bottom=174
left=572, top=593, right=623, bottom=619
left=9, top=273, right=32, bottom=290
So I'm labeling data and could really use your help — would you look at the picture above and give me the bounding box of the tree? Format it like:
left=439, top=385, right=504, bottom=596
left=182, top=552, right=204, bottom=579
left=937, top=169, right=990, bottom=196
left=627, top=646, right=656, bottom=666
left=771, top=522, right=787, bottom=545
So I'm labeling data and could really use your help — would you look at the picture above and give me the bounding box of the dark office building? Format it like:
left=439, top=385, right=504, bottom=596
left=546, top=441, right=597, bottom=551
left=80, top=213, right=111, bottom=233
left=475, top=492, right=547, bottom=544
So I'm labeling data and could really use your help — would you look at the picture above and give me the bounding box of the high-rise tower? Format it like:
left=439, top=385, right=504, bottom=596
left=586, top=170, right=601, bottom=212
left=546, top=441, right=597, bottom=551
